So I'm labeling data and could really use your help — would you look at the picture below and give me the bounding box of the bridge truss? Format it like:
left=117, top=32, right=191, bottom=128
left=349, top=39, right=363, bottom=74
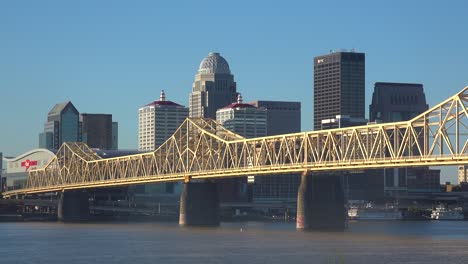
left=4, top=86, right=468, bottom=197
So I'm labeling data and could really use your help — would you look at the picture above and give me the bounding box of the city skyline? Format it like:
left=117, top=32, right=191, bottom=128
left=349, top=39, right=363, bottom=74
left=1, top=1, right=468, bottom=184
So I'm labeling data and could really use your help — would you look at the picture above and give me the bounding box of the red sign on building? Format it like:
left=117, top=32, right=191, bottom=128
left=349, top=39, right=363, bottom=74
left=21, top=159, right=38, bottom=171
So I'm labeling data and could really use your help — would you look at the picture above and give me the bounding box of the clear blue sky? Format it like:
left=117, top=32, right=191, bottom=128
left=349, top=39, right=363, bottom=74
left=1, top=0, right=468, bottom=182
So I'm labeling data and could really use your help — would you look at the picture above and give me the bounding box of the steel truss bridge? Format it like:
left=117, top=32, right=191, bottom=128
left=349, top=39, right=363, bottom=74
left=4, top=86, right=468, bottom=198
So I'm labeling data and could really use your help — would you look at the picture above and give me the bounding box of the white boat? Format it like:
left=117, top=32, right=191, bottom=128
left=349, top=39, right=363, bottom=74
left=355, top=208, right=403, bottom=220
left=348, top=207, right=358, bottom=219
left=430, top=206, right=464, bottom=220
left=348, top=203, right=403, bottom=220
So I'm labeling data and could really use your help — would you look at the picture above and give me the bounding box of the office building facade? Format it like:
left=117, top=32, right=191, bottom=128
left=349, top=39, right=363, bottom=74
left=248, top=100, right=302, bottom=201
left=321, top=115, right=367, bottom=130
left=248, top=101, right=301, bottom=135
left=369, top=82, right=428, bottom=123
left=189, top=52, right=237, bottom=119
left=458, top=165, right=468, bottom=184
left=216, top=94, right=267, bottom=202
left=314, top=51, right=365, bottom=130
left=369, top=82, right=439, bottom=195
left=138, top=90, right=189, bottom=151
left=39, top=101, right=81, bottom=149
left=39, top=101, right=118, bottom=150
left=112, top=122, right=118, bottom=150
left=216, top=94, right=267, bottom=138
left=189, top=52, right=239, bottom=202
left=80, top=114, right=114, bottom=150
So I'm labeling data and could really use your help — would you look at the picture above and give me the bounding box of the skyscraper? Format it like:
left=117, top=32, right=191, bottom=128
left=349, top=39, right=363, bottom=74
left=216, top=94, right=267, bottom=138
left=369, top=82, right=439, bottom=196
left=189, top=52, right=239, bottom=202
left=314, top=51, right=365, bottom=130
left=458, top=165, right=468, bottom=184
left=80, top=114, right=116, bottom=150
left=369, top=82, right=428, bottom=122
left=248, top=100, right=302, bottom=201
left=112, top=122, right=118, bottom=150
left=39, top=101, right=118, bottom=150
left=139, top=90, right=189, bottom=151
left=216, top=94, right=267, bottom=202
left=189, top=52, right=237, bottom=119
left=39, top=101, right=81, bottom=149
left=248, top=101, right=301, bottom=135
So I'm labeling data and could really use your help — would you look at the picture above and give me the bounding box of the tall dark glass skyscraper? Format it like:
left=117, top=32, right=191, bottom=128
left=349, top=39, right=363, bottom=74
left=81, top=114, right=114, bottom=150
left=39, top=101, right=80, bottom=149
left=313, top=51, right=365, bottom=130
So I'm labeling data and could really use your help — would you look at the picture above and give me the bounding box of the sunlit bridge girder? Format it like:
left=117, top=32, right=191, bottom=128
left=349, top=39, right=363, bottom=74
left=4, top=86, right=468, bottom=197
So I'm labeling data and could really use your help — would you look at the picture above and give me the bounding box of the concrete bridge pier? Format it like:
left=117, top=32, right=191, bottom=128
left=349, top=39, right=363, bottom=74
left=57, top=191, right=90, bottom=222
left=296, top=171, right=347, bottom=231
left=179, top=181, right=219, bottom=226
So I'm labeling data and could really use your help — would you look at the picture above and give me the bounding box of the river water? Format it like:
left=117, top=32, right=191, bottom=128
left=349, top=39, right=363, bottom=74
left=1, top=220, right=468, bottom=263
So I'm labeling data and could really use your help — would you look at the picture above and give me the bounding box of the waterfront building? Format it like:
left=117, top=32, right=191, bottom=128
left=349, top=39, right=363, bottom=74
left=314, top=50, right=365, bottom=130
left=458, top=165, right=468, bottom=184
left=321, top=115, right=367, bottom=130
left=138, top=90, right=189, bottom=151
left=247, top=100, right=302, bottom=201
left=189, top=52, right=237, bottom=119
left=2, top=149, right=56, bottom=191
left=0, top=152, right=4, bottom=193
left=39, top=101, right=81, bottom=149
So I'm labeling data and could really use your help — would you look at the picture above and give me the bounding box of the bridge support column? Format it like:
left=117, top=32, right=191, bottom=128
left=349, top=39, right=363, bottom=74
left=296, top=172, right=346, bottom=231
left=179, top=181, right=219, bottom=226
left=57, top=191, right=89, bottom=222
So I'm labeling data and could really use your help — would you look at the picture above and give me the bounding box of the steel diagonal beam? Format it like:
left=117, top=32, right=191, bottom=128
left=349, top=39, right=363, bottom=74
left=382, top=127, right=396, bottom=159
left=354, top=129, right=368, bottom=161
left=409, top=126, right=424, bottom=157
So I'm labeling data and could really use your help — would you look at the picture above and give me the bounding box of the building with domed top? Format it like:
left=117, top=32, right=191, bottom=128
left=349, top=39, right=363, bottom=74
left=189, top=52, right=237, bottom=119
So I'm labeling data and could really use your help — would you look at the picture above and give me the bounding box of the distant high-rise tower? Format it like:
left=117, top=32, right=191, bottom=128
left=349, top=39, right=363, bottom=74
left=369, top=82, right=439, bottom=196
left=112, top=122, right=118, bottom=150
left=248, top=101, right=301, bottom=136
left=369, top=82, right=428, bottom=122
left=189, top=52, right=237, bottom=119
left=216, top=94, right=267, bottom=202
left=39, top=101, right=81, bottom=149
left=139, top=90, right=189, bottom=151
left=80, top=114, right=115, bottom=150
left=459, top=165, right=468, bottom=184
left=216, top=94, right=267, bottom=138
left=247, top=100, right=302, bottom=201
left=314, top=51, right=365, bottom=130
